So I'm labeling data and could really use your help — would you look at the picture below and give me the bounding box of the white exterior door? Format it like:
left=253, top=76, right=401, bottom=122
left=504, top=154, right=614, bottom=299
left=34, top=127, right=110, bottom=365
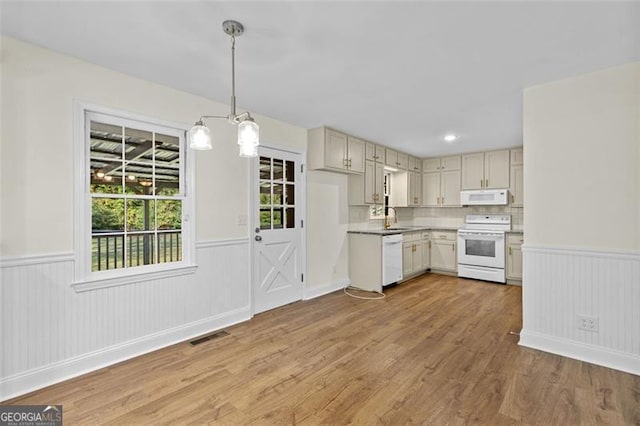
left=252, top=146, right=304, bottom=314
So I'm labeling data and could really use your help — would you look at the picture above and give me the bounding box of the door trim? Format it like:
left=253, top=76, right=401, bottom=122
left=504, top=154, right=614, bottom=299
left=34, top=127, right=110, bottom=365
left=249, top=144, right=307, bottom=315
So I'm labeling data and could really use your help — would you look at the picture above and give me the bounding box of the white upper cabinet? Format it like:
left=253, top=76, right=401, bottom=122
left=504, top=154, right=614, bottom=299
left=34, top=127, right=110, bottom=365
left=408, top=156, right=422, bottom=172
left=389, top=170, right=421, bottom=207
left=461, top=150, right=510, bottom=190
left=421, top=155, right=461, bottom=207
left=365, top=141, right=384, bottom=163
left=385, top=148, right=408, bottom=170
left=509, top=148, right=524, bottom=207
left=308, top=127, right=364, bottom=174
left=423, top=156, right=461, bottom=173
left=349, top=159, right=384, bottom=205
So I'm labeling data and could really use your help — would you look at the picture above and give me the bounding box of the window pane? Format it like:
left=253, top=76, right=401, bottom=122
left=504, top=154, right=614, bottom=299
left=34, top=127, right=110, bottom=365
left=92, top=234, right=125, bottom=272
left=90, top=159, right=123, bottom=194
left=90, top=121, right=122, bottom=161
left=155, top=133, right=181, bottom=196
left=124, top=127, right=153, bottom=163
left=273, top=208, right=283, bottom=229
left=92, top=198, right=124, bottom=232
left=273, top=183, right=283, bottom=205
left=285, top=161, right=295, bottom=182
left=126, top=233, right=156, bottom=267
left=124, top=163, right=153, bottom=195
left=260, top=157, right=271, bottom=180
left=157, top=231, right=182, bottom=264
left=285, top=208, right=295, bottom=229
left=157, top=200, right=181, bottom=230
left=260, top=208, right=271, bottom=230
left=285, top=184, right=295, bottom=206
left=273, top=159, right=284, bottom=181
left=260, top=182, right=271, bottom=205
left=126, top=199, right=155, bottom=231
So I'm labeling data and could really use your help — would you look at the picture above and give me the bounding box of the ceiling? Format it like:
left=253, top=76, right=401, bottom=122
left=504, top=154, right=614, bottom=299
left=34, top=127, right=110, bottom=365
left=2, top=1, right=639, bottom=157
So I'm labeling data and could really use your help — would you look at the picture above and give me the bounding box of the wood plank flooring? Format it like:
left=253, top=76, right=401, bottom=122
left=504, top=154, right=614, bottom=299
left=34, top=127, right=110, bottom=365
left=6, top=274, right=640, bottom=425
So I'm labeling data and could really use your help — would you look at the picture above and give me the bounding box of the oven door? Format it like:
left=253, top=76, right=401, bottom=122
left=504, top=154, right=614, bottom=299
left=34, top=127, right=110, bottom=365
left=457, top=231, right=505, bottom=269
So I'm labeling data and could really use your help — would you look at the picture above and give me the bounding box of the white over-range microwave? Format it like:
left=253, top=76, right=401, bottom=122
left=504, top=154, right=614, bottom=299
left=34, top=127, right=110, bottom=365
left=460, top=189, right=509, bottom=206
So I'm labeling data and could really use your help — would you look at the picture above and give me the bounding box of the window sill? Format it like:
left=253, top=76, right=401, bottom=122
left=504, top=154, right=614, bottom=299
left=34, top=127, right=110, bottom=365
left=72, top=264, right=198, bottom=293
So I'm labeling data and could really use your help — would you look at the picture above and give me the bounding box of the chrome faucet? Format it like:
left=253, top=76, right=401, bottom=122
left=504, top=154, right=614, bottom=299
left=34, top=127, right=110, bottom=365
left=384, top=206, right=398, bottom=230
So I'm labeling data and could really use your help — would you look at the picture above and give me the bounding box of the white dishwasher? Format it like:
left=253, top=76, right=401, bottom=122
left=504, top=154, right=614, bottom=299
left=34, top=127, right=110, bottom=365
left=382, top=234, right=404, bottom=285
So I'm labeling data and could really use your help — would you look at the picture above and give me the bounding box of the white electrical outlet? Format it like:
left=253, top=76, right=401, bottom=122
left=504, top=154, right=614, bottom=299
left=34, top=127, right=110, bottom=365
left=577, top=315, right=599, bottom=332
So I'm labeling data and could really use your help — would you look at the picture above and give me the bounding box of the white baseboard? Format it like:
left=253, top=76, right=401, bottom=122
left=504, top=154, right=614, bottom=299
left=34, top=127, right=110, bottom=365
left=519, top=329, right=640, bottom=376
left=0, top=307, right=251, bottom=402
left=304, top=278, right=350, bottom=300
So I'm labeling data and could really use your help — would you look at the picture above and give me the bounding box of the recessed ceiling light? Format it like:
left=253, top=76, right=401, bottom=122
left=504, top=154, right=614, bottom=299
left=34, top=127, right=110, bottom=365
left=444, top=134, right=457, bottom=142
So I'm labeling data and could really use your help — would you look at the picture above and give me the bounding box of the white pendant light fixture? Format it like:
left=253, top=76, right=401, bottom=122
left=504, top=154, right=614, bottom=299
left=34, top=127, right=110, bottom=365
left=188, top=20, right=259, bottom=157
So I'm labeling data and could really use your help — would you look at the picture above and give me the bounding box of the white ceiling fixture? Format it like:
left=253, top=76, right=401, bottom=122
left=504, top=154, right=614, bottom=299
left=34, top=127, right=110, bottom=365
left=444, top=134, right=457, bottom=143
left=188, top=20, right=259, bottom=157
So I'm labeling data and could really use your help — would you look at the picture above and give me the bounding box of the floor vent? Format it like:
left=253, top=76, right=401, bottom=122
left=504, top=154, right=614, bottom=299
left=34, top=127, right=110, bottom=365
left=189, top=330, right=230, bottom=346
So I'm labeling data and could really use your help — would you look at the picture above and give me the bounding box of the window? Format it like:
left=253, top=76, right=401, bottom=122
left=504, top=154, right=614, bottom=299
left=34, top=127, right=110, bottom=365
left=74, top=104, right=195, bottom=290
left=259, top=156, right=296, bottom=230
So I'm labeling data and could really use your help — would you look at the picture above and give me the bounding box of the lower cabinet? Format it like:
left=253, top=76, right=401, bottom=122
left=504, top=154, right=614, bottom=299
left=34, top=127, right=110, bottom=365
left=421, top=232, right=430, bottom=270
left=506, top=233, right=524, bottom=283
left=430, top=231, right=457, bottom=272
left=402, top=232, right=423, bottom=277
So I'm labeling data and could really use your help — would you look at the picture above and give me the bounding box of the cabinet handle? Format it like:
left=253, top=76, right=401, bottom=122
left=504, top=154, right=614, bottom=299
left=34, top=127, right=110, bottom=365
left=509, top=246, right=512, bottom=255
left=485, top=179, right=489, bottom=187
left=452, top=244, right=455, bottom=252
left=480, top=179, right=483, bottom=188
left=441, top=196, right=444, bottom=205
left=428, top=241, right=431, bottom=248
left=511, top=194, right=515, bottom=203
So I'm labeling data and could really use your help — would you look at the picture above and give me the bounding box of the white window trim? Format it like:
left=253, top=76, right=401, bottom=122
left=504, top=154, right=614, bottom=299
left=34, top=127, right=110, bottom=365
left=72, top=101, right=197, bottom=292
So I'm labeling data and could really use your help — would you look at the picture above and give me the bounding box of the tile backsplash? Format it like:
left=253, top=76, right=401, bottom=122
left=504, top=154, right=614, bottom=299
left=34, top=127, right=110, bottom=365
left=349, top=205, right=523, bottom=231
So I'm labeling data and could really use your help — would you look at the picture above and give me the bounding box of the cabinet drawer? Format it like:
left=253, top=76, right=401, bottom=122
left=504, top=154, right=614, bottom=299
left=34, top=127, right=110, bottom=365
left=507, top=234, right=524, bottom=245
left=421, top=232, right=430, bottom=240
left=431, top=231, right=456, bottom=241
left=403, top=231, right=421, bottom=242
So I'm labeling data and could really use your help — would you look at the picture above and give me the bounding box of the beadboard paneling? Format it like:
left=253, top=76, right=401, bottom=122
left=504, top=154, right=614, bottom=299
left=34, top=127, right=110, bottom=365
left=520, top=245, right=640, bottom=375
left=0, top=239, right=250, bottom=400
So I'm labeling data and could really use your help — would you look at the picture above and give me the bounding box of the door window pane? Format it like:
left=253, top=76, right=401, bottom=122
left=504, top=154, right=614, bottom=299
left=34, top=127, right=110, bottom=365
left=273, top=159, right=284, bottom=181
left=273, top=183, right=284, bottom=205
left=285, top=208, right=295, bottom=229
left=285, top=160, right=295, bottom=183
left=260, top=157, right=271, bottom=180
left=273, top=208, right=283, bottom=229
left=260, top=208, right=271, bottom=230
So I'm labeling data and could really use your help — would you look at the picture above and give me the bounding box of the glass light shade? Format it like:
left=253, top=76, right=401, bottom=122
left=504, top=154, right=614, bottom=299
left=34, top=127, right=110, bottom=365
left=188, top=123, right=212, bottom=150
left=238, top=142, right=258, bottom=157
left=237, top=119, right=259, bottom=147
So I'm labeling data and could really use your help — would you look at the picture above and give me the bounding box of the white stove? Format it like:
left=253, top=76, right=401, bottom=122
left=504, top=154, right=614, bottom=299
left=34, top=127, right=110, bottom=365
left=457, top=215, right=511, bottom=283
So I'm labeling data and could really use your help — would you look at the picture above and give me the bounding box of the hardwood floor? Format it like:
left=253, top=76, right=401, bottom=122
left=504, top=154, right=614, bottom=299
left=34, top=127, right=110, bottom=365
left=6, top=274, right=640, bottom=425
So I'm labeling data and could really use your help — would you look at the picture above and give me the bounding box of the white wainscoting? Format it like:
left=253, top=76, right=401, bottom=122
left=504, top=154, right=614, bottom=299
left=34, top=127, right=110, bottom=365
left=0, top=238, right=251, bottom=401
left=519, top=245, right=640, bottom=375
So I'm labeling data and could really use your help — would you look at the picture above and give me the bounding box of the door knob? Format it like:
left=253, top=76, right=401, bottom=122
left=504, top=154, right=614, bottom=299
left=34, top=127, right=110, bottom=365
left=255, top=235, right=262, bottom=241
left=255, top=227, right=261, bottom=233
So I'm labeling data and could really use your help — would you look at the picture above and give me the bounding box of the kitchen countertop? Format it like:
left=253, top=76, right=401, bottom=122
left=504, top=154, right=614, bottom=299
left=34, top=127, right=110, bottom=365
left=347, top=226, right=458, bottom=236
left=348, top=226, right=523, bottom=236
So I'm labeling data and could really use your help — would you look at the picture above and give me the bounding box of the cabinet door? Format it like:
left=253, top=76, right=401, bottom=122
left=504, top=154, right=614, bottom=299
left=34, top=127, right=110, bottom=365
left=431, top=240, right=456, bottom=271
left=403, top=242, right=414, bottom=276
left=374, top=145, right=385, bottom=163
left=441, top=170, right=461, bottom=207
left=325, top=129, right=347, bottom=170
left=421, top=239, right=430, bottom=270
left=410, top=172, right=422, bottom=206
left=423, top=158, right=441, bottom=172
left=396, top=152, right=409, bottom=170
left=412, top=243, right=422, bottom=273
left=408, top=156, right=422, bottom=172
left=510, top=164, right=524, bottom=207
left=441, top=155, right=461, bottom=171
left=461, top=152, right=485, bottom=189
left=364, top=160, right=377, bottom=204
left=422, top=171, right=441, bottom=207
left=507, top=243, right=523, bottom=280
left=365, top=141, right=376, bottom=162
left=511, top=148, right=523, bottom=166
left=347, top=136, right=365, bottom=173
left=484, top=150, right=510, bottom=189
left=385, top=148, right=397, bottom=168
